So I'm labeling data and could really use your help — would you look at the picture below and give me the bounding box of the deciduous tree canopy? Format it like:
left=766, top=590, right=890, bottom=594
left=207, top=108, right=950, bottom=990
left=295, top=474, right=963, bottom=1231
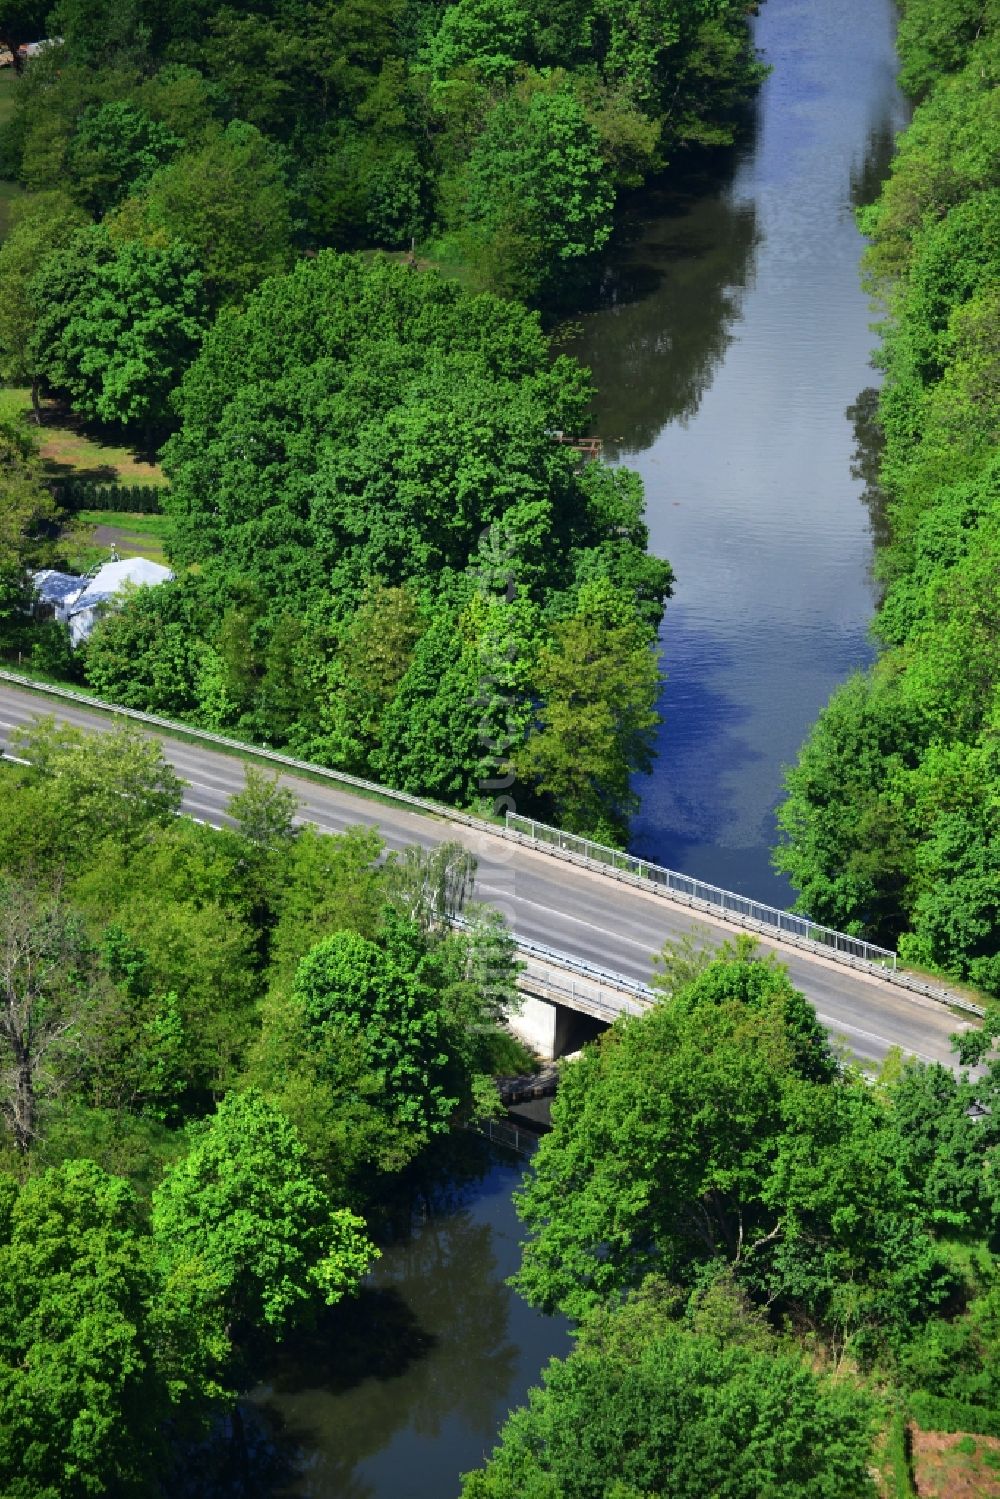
left=77, top=254, right=672, bottom=840
left=462, top=1278, right=879, bottom=1499
left=1, top=0, right=763, bottom=303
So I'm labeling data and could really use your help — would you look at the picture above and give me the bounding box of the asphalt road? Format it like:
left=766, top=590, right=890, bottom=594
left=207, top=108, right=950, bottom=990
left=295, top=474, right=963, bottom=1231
left=0, top=682, right=971, bottom=1070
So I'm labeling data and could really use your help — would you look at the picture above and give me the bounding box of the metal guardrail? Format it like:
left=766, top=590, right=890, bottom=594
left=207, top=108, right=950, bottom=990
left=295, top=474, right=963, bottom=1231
left=0, top=669, right=984, bottom=1017
left=506, top=812, right=896, bottom=968
left=511, top=934, right=651, bottom=1021
left=0, top=668, right=502, bottom=832
left=509, top=821, right=983, bottom=1019
left=512, top=933, right=653, bottom=997
left=448, top=918, right=650, bottom=1022
left=518, top=956, right=647, bottom=1023
left=467, top=1117, right=540, bottom=1156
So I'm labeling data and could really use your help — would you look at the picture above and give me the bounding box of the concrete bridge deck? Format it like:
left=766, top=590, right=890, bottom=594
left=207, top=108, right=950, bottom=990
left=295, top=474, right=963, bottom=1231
left=0, top=680, right=975, bottom=1072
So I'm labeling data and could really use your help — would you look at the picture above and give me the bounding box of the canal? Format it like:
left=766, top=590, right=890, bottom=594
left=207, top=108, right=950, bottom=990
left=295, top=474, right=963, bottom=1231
left=568, top=0, right=908, bottom=906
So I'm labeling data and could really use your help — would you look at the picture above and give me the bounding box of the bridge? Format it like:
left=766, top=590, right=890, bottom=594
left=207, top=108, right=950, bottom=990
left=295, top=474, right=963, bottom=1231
left=0, top=674, right=981, bottom=1070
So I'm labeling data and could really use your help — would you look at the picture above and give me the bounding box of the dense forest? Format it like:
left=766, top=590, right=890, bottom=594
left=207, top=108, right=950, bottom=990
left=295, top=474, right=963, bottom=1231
left=461, top=938, right=1000, bottom=1496
left=775, top=0, right=1000, bottom=1005
left=0, top=0, right=770, bottom=841
left=0, top=717, right=532, bottom=1494
left=0, top=0, right=763, bottom=302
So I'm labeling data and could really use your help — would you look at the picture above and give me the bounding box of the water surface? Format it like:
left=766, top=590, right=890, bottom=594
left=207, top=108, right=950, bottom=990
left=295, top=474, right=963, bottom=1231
left=568, top=0, right=908, bottom=905
left=252, top=1147, right=569, bottom=1498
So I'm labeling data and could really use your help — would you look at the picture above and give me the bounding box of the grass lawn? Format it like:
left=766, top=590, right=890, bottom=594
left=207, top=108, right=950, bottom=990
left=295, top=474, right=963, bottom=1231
left=75, top=509, right=171, bottom=539
left=0, top=388, right=167, bottom=485
left=368, top=242, right=483, bottom=294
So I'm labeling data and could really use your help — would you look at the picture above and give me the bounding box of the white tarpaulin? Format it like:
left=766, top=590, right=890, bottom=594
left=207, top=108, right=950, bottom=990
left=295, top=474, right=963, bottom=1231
left=33, top=557, right=173, bottom=645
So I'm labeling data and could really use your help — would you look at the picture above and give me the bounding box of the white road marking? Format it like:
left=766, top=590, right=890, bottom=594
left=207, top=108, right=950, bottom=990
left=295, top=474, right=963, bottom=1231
left=477, top=883, right=661, bottom=953
left=814, top=1013, right=940, bottom=1064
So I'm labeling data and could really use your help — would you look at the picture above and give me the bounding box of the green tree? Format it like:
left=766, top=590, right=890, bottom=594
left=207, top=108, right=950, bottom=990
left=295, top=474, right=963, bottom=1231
left=512, top=951, right=952, bottom=1346
left=858, top=31, right=999, bottom=285
left=47, top=0, right=149, bottom=67
left=134, top=121, right=293, bottom=306
left=267, top=822, right=385, bottom=984
left=228, top=765, right=298, bottom=855
left=0, top=1160, right=170, bottom=1497
left=317, top=583, right=423, bottom=771
left=8, top=716, right=183, bottom=857
left=777, top=14, right=1000, bottom=989
left=0, top=418, right=61, bottom=644
left=254, top=882, right=519, bottom=1183
left=773, top=673, right=923, bottom=944
left=151, top=1090, right=375, bottom=1351
left=83, top=574, right=205, bottom=715
left=895, top=0, right=998, bottom=99
left=0, top=881, right=110, bottom=1152
left=68, top=820, right=261, bottom=1103
left=455, top=71, right=615, bottom=301
left=462, top=1277, right=878, bottom=1499
left=517, top=580, right=662, bottom=843
left=291, top=916, right=460, bottom=1146
left=146, top=250, right=670, bottom=836
left=67, top=100, right=183, bottom=215
left=29, top=224, right=208, bottom=440
left=160, top=253, right=590, bottom=580
left=0, top=192, right=90, bottom=414
left=512, top=953, right=822, bottom=1318
left=382, top=840, right=477, bottom=932
left=224, top=766, right=299, bottom=937
left=883, top=1054, right=1000, bottom=1236
left=900, top=1280, right=1000, bottom=1434
left=373, top=606, right=497, bottom=804
left=424, top=0, right=530, bottom=82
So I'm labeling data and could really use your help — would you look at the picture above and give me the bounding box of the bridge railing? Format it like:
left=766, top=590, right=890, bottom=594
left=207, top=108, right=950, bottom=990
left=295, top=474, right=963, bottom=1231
left=449, top=920, right=651, bottom=1021
left=3, top=669, right=983, bottom=1013
left=506, top=813, right=897, bottom=969
left=517, top=953, right=648, bottom=1023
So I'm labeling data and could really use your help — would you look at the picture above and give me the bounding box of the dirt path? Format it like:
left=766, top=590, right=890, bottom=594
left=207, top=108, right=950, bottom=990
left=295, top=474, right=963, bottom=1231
left=912, top=1428, right=1000, bottom=1497
left=91, top=525, right=166, bottom=563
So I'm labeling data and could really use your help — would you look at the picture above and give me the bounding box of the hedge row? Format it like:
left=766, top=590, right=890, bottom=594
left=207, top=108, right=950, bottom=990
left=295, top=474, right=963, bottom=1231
left=58, top=480, right=164, bottom=514
left=908, top=1393, right=1000, bottom=1439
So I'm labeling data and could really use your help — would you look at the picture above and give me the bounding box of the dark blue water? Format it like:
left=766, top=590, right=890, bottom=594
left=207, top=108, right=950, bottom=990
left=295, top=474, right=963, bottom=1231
left=569, top=0, right=908, bottom=906
left=251, top=1148, right=569, bottom=1498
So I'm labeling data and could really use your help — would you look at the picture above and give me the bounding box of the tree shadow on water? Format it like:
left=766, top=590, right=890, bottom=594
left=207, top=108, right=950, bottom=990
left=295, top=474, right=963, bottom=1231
left=265, top=1287, right=436, bottom=1397
left=239, top=1153, right=526, bottom=1497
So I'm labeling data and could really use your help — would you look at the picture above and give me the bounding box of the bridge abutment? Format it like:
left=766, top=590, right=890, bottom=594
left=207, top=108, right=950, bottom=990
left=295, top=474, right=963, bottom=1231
left=507, top=994, right=607, bottom=1060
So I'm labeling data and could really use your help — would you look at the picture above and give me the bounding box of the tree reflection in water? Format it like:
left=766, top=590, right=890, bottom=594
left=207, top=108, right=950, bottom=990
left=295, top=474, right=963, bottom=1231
left=847, top=385, right=892, bottom=566
left=564, top=149, right=761, bottom=455
left=247, top=1140, right=567, bottom=1499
